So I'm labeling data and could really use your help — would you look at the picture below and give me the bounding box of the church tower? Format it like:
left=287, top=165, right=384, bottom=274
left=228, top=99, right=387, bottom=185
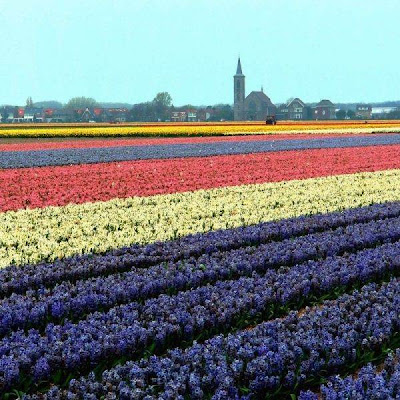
left=234, top=57, right=245, bottom=121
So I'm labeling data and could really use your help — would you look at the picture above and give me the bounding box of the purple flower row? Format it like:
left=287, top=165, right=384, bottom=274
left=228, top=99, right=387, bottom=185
left=2, top=213, right=400, bottom=337
left=2, top=134, right=400, bottom=168
left=2, top=201, right=400, bottom=298
left=3, top=236, right=400, bottom=393
left=29, top=278, right=400, bottom=399
left=299, top=349, right=400, bottom=399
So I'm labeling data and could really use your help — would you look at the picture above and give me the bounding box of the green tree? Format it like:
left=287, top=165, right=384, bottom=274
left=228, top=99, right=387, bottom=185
left=64, top=97, right=97, bottom=110
left=26, top=97, right=33, bottom=108
left=130, top=102, right=158, bottom=122
left=206, top=104, right=234, bottom=121
left=214, top=104, right=234, bottom=121
left=1, top=107, right=9, bottom=123
left=152, top=92, right=172, bottom=121
left=347, top=109, right=356, bottom=119
left=153, top=92, right=172, bottom=108
left=33, top=100, right=63, bottom=109
left=387, top=109, right=400, bottom=119
left=336, top=109, right=346, bottom=120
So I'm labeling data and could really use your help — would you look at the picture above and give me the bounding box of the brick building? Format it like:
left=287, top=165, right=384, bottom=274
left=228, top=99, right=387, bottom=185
left=313, top=99, right=336, bottom=120
left=233, top=58, right=276, bottom=121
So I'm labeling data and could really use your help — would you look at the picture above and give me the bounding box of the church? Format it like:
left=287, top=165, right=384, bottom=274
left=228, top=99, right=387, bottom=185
left=233, top=58, right=276, bottom=121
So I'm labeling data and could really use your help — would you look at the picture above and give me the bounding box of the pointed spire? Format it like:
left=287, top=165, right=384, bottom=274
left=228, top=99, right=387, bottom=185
left=261, top=85, right=264, bottom=93
left=236, top=57, right=243, bottom=75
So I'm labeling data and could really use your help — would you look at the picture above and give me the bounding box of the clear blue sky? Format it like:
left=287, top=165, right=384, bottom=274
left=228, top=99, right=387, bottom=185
left=1, top=0, right=399, bottom=106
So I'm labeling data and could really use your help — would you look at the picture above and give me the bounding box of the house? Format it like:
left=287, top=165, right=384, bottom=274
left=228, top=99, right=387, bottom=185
left=44, top=108, right=55, bottom=120
left=287, top=98, right=306, bottom=120
left=356, top=104, right=372, bottom=119
left=187, top=109, right=197, bottom=122
left=93, top=108, right=104, bottom=121
left=170, top=108, right=198, bottom=122
left=23, top=107, right=44, bottom=122
left=197, top=106, right=215, bottom=122
left=16, top=108, right=24, bottom=119
left=171, top=111, right=187, bottom=122
left=313, top=99, right=336, bottom=120
left=107, top=108, right=128, bottom=122
left=9, top=107, right=25, bottom=122
left=1, top=106, right=17, bottom=122
left=73, top=107, right=128, bottom=123
left=48, top=109, right=75, bottom=123
left=23, top=108, right=33, bottom=122
left=77, top=108, right=95, bottom=122
left=275, top=98, right=310, bottom=120
left=276, top=104, right=289, bottom=120
left=276, top=98, right=307, bottom=120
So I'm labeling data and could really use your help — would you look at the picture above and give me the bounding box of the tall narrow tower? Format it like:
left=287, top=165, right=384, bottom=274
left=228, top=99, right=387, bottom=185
left=234, top=57, right=245, bottom=121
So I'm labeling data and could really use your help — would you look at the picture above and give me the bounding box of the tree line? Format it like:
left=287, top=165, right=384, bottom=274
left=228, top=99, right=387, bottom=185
left=1, top=93, right=234, bottom=122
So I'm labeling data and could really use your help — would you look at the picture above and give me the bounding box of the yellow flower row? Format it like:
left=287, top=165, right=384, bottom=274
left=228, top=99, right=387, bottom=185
left=1, top=123, right=400, bottom=137
left=1, top=169, right=400, bottom=268
left=224, top=127, right=400, bottom=136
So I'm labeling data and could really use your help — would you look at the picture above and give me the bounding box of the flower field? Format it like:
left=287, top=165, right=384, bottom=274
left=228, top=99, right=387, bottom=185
left=2, top=130, right=400, bottom=398
left=1, top=120, right=400, bottom=137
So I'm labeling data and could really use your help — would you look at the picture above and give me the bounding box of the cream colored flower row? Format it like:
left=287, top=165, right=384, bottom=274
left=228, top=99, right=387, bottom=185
left=1, top=123, right=400, bottom=137
left=1, top=169, right=400, bottom=268
left=227, top=127, right=400, bottom=135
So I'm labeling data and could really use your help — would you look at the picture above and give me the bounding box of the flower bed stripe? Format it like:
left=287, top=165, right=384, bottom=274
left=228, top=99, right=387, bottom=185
left=2, top=134, right=400, bottom=169
left=16, top=270, right=400, bottom=397
left=60, top=279, right=400, bottom=398
left=3, top=169, right=400, bottom=268
left=2, top=201, right=399, bottom=298
left=1, top=122, right=399, bottom=138
left=0, top=132, right=365, bottom=152
left=2, top=144, right=400, bottom=212
left=299, top=349, right=400, bottom=399
left=2, top=214, right=399, bottom=337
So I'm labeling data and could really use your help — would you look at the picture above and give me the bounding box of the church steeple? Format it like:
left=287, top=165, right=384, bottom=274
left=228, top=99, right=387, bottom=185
left=233, top=57, right=245, bottom=121
left=236, top=57, right=243, bottom=75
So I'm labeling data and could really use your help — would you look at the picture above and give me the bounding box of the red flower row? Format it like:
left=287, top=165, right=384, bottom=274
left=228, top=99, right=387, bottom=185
left=0, top=133, right=369, bottom=152
left=1, top=144, right=400, bottom=213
